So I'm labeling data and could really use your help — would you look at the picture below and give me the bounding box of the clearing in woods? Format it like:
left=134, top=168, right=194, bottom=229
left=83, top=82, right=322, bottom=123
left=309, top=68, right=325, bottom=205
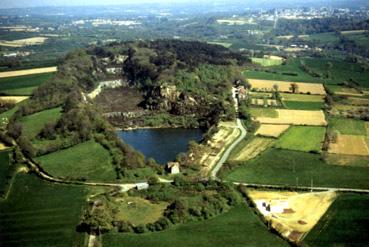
left=256, top=109, right=327, bottom=126
left=0, top=67, right=57, bottom=78
left=230, top=137, right=275, bottom=161
left=108, top=196, right=168, bottom=226
left=248, top=79, right=326, bottom=95
left=255, top=124, right=290, bottom=138
left=247, top=190, right=337, bottom=243
left=328, top=135, right=369, bottom=156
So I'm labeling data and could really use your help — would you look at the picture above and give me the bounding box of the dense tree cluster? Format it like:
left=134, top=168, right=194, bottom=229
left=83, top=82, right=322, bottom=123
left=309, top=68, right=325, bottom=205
left=274, top=17, right=369, bottom=36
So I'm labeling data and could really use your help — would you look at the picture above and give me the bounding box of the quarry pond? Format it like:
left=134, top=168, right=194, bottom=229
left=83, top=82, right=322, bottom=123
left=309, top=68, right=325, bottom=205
left=117, top=128, right=204, bottom=164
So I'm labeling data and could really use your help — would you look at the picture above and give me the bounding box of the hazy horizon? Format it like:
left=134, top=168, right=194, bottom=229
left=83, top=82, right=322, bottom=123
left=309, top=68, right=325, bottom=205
left=1, top=0, right=367, bottom=10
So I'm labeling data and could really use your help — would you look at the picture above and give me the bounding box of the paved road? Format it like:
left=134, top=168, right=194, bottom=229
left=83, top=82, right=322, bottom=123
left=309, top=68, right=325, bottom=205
left=232, top=182, right=369, bottom=194
left=210, top=118, right=247, bottom=179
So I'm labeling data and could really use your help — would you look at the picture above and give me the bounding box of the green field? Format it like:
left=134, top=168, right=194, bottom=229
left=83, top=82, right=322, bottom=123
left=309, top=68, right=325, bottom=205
left=36, top=140, right=116, bottom=181
left=20, top=107, right=62, bottom=139
left=248, top=108, right=278, bottom=118
left=275, top=126, right=326, bottom=152
left=0, top=173, right=86, bottom=247
left=224, top=149, right=369, bottom=189
left=280, top=93, right=324, bottom=102
left=328, top=117, right=367, bottom=135
left=252, top=57, right=283, bottom=67
left=0, top=72, right=54, bottom=95
left=284, top=101, right=323, bottom=110
left=103, top=205, right=288, bottom=247
left=304, top=193, right=369, bottom=247
left=245, top=57, right=369, bottom=87
left=301, top=32, right=340, bottom=44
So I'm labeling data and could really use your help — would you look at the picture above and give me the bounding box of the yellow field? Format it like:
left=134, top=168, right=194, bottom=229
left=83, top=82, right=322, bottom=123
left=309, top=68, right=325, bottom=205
left=325, top=153, right=369, bottom=167
left=248, top=190, right=337, bottom=243
left=256, top=109, right=327, bottom=126
left=329, top=134, right=369, bottom=156
left=232, top=137, right=275, bottom=161
left=0, top=96, right=29, bottom=103
left=268, top=55, right=284, bottom=61
left=0, top=37, right=48, bottom=47
left=249, top=79, right=326, bottom=95
left=0, top=142, right=9, bottom=150
left=0, top=66, right=57, bottom=78
left=255, top=124, right=290, bottom=138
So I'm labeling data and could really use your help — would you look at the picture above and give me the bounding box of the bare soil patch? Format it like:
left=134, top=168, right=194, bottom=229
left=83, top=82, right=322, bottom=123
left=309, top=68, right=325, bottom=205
left=329, top=134, right=369, bottom=156
left=248, top=190, right=337, bottom=243
left=93, top=87, right=144, bottom=113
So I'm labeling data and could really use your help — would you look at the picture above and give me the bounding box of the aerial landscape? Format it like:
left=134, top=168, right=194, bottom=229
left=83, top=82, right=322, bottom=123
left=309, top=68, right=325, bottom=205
left=1, top=0, right=369, bottom=246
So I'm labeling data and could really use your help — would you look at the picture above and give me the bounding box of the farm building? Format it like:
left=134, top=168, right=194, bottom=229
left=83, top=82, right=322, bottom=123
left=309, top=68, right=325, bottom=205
left=135, top=182, right=149, bottom=190
left=167, top=162, right=180, bottom=174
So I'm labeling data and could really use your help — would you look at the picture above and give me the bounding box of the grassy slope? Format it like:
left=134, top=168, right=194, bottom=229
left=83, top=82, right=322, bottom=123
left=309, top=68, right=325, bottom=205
left=20, top=107, right=62, bottom=139
left=275, top=126, right=326, bottom=152
left=0, top=72, right=54, bottom=95
left=36, top=140, right=116, bottom=181
left=304, top=193, right=369, bottom=247
left=224, top=149, right=369, bottom=189
left=103, top=205, right=288, bottom=247
left=0, top=173, right=86, bottom=247
left=328, top=117, right=367, bottom=136
left=0, top=150, right=14, bottom=196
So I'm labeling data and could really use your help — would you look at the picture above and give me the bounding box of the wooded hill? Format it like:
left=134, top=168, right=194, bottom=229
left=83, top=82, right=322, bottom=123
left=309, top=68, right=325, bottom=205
left=1, top=40, right=250, bottom=178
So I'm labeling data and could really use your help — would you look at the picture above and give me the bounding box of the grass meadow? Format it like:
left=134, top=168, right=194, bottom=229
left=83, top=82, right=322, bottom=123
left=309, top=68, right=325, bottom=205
left=304, top=193, right=369, bottom=247
left=36, top=140, right=116, bottom=182
left=103, top=205, right=288, bottom=247
left=284, top=101, right=323, bottom=110
left=245, top=57, right=369, bottom=87
left=0, top=149, right=15, bottom=197
left=275, top=126, right=326, bottom=153
left=20, top=107, right=62, bottom=139
left=248, top=108, right=278, bottom=118
left=0, top=173, right=86, bottom=247
left=328, top=117, right=367, bottom=136
left=0, top=72, right=54, bottom=95
left=224, top=149, right=369, bottom=189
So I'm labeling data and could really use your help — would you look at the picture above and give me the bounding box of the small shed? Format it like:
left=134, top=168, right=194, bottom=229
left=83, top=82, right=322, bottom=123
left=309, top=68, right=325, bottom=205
left=167, top=162, right=180, bottom=174
left=135, top=182, right=149, bottom=191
